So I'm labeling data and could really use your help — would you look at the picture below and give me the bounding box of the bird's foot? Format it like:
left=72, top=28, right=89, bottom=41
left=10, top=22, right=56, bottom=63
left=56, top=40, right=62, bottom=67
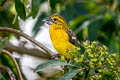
left=51, top=54, right=61, bottom=60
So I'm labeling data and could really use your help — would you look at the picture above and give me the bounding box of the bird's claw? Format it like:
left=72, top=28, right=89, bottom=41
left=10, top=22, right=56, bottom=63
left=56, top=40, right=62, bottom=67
left=52, top=54, right=61, bottom=60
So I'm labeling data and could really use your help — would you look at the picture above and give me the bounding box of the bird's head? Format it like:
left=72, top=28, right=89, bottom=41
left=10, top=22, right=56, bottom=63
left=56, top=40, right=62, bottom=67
left=43, top=14, right=68, bottom=29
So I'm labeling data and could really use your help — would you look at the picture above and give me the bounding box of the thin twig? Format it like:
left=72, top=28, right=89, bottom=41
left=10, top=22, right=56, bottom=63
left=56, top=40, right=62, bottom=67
left=0, top=64, right=16, bottom=80
left=2, top=50, right=23, bottom=80
left=0, top=27, right=53, bottom=57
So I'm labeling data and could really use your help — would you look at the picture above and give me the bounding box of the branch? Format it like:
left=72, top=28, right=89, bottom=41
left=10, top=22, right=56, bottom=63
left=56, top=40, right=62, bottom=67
left=0, top=27, right=53, bottom=57
left=0, top=64, right=16, bottom=80
left=2, top=50, right=23, bottom=80
left=5, top=42, right=52, bottom=59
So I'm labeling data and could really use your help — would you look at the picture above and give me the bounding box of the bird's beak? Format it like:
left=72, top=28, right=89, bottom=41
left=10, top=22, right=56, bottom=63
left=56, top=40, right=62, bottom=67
left=43, top=17, right=53, bottom=25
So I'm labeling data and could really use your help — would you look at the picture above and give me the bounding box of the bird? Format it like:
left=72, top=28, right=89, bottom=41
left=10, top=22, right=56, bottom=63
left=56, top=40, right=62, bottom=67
left=43, top=14, right=79, bottom=58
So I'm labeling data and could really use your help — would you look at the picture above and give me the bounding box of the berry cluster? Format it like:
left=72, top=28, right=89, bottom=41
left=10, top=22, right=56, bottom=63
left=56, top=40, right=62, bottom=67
left=60, top=41, right=120, bottom=80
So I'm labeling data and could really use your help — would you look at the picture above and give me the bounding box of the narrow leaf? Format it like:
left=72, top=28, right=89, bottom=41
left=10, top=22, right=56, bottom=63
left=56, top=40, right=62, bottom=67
left=59, top=69, right=82, bottom=80
left=32, top=13, right=47, bottom=37
left=31, top=0, right=41, bottom=18
left=117, top=74, right=120, bottom=80
left=0, top=38, right=7, bottom=53
left=15, top=0, right=26, bottom=20
left=88, top=68, right=94, bottom=76
left=0, top=52, right=19, bottom=80
left=34, top=60, right=75, bottom=72
left=0, top=0, right=7, bottom=6
left=0, top=73, right=6, bottom=80
left=31, top=0, right=45, bottom=18
left=88, top=16, right=103, bottom=41
left=49, top=0, right=60, bottom=10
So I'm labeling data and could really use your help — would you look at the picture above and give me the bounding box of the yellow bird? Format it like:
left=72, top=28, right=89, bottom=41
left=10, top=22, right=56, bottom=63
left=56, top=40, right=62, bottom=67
left=43, top=14, right=79, bottom=58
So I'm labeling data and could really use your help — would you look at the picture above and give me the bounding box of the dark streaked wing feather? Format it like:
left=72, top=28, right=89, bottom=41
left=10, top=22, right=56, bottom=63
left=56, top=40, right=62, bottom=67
left=65, top=29, right=79, bottom=45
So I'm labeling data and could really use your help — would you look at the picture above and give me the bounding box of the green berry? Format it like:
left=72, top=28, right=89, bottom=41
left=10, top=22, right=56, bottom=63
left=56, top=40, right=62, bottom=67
left=98, top=75, right=102, bottom=78
left=101, top=57, right=104, bottom=62
left=79, top=58, right=83, bottom=62
left=98, top=62, right=102, bottom=66
left=103, top=45, right=108, bottom=51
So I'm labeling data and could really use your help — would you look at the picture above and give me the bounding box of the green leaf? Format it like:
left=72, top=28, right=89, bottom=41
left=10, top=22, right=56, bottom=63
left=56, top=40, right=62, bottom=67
left=88, top=68, right=94, bottom=76
left=49, top=0, right=60, bottom=10
left=117, top=74, right=120, bottom=80
left=15, top=0, right=26, bottom=20
left=22, top=0, right=29, bottom=7
left=31, top=0, right=45, bottom=18
left=31, top=0, right=41, bottom=18
left=88, top=15, right=104, bottom=41
left=0, top=73, right=6, bottom=80
left=0, top=38, right=7, bottom=53
left=59, top=69, right=82, bottom=80
left=0, top=10, right=20, bottom=30
left=32, top=13, right=47, bottom=37
left=0, top=0, right=7, bottom=6
left=34, top=60, right=75, bottom=72
left=0, top=52, right=18, bottom=80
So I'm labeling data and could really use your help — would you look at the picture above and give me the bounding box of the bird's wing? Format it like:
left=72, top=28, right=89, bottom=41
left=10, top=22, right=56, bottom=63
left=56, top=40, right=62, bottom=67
left=65, top=29, right=80, bottom=45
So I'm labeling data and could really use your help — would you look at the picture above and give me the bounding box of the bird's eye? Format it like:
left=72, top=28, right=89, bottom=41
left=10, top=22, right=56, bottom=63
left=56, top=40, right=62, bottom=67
left=53, top=18, right=57, bottom=21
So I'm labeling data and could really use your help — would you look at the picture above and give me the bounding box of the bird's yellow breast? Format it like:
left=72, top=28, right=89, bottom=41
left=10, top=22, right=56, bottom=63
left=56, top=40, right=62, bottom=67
left=49, top=26, right=75, bottom=57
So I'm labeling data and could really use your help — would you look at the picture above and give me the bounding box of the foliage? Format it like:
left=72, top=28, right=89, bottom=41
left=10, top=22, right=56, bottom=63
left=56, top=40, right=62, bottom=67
left=0, top=0, right=120, bottom=79
left=0, top=38, right=7, bottom=53
left=34, top=60, right=74, bottom=72
left=15, top=0, right=26, bottom=20
left=0, top=38, right=23, bottom=80
left=35, top=41, right=120, bottom=80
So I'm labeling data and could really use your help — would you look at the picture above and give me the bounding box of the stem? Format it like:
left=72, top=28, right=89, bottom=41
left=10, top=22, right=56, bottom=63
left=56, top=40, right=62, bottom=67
left=0, top=64, right=16, bottom=80
left=0, top=27, right=53, bottom=57
left=2, top=50, right=23, bottom=80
